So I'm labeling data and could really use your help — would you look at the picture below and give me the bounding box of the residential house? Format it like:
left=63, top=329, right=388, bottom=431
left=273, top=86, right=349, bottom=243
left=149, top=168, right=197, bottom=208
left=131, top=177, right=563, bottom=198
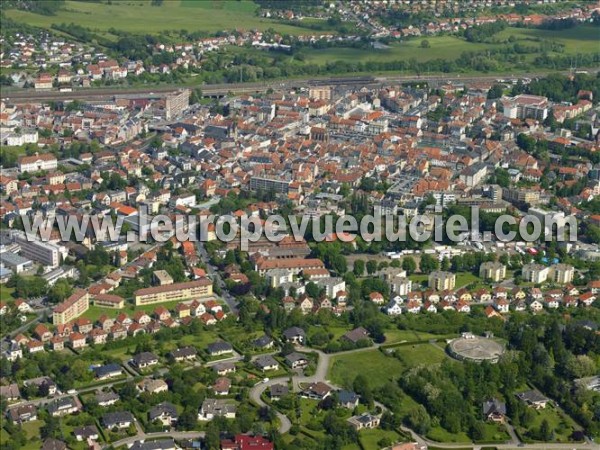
left=347, top=413, right=380, bottom=431
left=103, top=411, right=135, bottom=429
left=198, top=399, right=237, bottom=420
left=149, top=402, right=178, bottom=426
left=131, top=352, right=159, bottom=369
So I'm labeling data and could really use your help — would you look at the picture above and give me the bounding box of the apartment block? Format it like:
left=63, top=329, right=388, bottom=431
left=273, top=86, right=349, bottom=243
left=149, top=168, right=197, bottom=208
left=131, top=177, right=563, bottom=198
left=53, top=290, right=90, bottom=325
left=134, top=279, right=213, bottom=306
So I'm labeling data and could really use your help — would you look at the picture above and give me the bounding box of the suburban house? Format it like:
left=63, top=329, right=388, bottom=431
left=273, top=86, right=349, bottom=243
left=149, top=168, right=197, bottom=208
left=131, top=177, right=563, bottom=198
left=482, top=399, right=507, bottom=422
left=516, top=390, right=549, bottom=409
left=338, top=390, right=360, bottom=409
left=93, top=363, right=123, bottom=380
left=170, top=346, right=197, bottom=362
left=149, top=402, right=178, bottom=426
left=347, top=413, right=380, bottom=430
left=285, top=352, right=309, bottom=369
left=198, top=399, right=237, bottom=421
left=301, top=382, right=333, bottom=400
left=103, top=411, right=135, bottom=429
left=283, top=327, right=306, bottom=344
left=131, top=352, right=159, bottom=369
left=207, top=341, right=233, bottom=356
left=270, top=384, right=289, bottom=401
left=254, top=355, right=280, bottom=371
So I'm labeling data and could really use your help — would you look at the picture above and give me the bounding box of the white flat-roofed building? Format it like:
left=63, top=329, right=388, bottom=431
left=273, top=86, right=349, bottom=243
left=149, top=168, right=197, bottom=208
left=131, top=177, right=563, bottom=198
left=0, top=252, right=33, bottom=273
left=502, top=94, right=548, bottom=120
left=15, top=234, right=67, bottom=268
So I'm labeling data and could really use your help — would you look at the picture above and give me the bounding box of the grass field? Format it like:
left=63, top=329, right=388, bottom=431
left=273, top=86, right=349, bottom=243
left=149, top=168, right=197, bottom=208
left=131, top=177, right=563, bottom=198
left=328, top=343, right=446, bottom=390
left=0, top=286, right=15, bottom=302
left=427, top=426, right=471, bottom=443
left=518, top=405, right=578, bottom=443
left=302, top=25, right=599, bottom=65
left=4, top=0, right=327, bottom=36
left=359, top=428, right=402, bottom=449
left=328, top=349, right=404, bottom=389
left=391, top=342, right=447, bottom=367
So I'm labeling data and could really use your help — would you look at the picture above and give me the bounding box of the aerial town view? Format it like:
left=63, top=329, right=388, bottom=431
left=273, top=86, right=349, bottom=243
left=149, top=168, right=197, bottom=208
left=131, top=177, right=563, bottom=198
left=0, top=0, right=599, bottom=449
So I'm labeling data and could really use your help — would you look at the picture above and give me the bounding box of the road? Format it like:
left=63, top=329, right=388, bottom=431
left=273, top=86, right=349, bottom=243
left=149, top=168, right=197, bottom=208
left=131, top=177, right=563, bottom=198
left=1, top=69, right=588, bottom=103
left=248, top=344, right=384, bottom=434
left=248, top=344, right=596, bottom=450
left=5, top=307, right=51, bottom=340
left=110, top=430, right=205, bottom=449
left=195, top=239, right=239, bottom=315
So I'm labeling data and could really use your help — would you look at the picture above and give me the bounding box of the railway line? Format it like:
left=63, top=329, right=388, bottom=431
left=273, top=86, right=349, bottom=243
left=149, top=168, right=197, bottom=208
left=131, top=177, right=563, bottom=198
left=0, top=69, right=586, bottom=103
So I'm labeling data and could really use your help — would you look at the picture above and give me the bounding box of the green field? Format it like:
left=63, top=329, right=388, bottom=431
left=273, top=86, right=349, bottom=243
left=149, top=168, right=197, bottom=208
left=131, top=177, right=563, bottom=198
left=328, top=343, right=446, bottom=390
left=391, top=343, right=447, bottom=367
left=427, top=426, right=471, bottom=443
left=517, top=405, right=578, bottom=443
left=328, top=349, right=404, bottom=389
left=0, top=286, right=15, bottom=302
left=4, top=0, right=328, bottom=36
left=358, top=428, right=403, bottom=449
left=303, top=25, right=600, bottom=64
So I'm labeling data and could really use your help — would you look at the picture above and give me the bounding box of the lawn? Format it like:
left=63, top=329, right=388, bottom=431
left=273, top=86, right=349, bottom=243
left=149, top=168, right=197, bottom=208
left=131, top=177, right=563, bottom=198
left=477, top=423, right=511, bottom=443
left=384, top=328, right=421, bottom=343
left=4, top=0, right=329, bottom=36
left=20, top=420, right=45, bottom=449
left=359, top=428, right=402, bottom=449
left=391, top=343, right=447, bottom=367
left=455, top=272, right=480, bottom=288
left=495, top=25, right=600, bottom=54
left=328, top=349, right=404, bottom=390
left=0, top=286, right=15, bottom=302
left=384, top=328, right=453, bottom=343
left=427, top=426, right=471, bottom=443
left=518, top=405, right=578, bottom=443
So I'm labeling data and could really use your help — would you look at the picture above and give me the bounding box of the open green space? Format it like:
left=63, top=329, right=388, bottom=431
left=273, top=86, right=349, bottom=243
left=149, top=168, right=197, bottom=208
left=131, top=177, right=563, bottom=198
left=328, top=348, right=404, bottom=389
left=391, top=342, right=447, bottom=367
left=0, top=286, right=16, bottom=302
left=4, top=1, right=329, bottom=36
left=358, top=428, right=403, bottom=449
left=477, top=423, right=511, bottom=443
left=302, top=25, right=600, bottom=65
left=427, top=426, right=471, bottom=443
left=517, top=404, right=578, bottom=443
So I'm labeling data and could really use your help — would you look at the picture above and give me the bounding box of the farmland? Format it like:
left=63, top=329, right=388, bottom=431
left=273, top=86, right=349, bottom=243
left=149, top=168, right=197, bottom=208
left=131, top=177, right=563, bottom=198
left=3, top=0, right=328, bottom=37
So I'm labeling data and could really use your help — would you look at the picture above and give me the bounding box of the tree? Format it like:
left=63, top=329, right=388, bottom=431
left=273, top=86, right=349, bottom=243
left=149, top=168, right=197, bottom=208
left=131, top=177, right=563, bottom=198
left=366, top=260, right=378, bottom=275
left=539, top=418, right=554, bottom=441
left=406, top=405, right=431, bottom=434
left=419, top=254, right=439, bottom=274
left=47, top=279, right=73, bottom=304
left=353, top=259, right=365, bottom=277
left=420, top=39, right=430, bottom=48
left=402, top=257, right=417, bottom=275
left=487, top=83, right=504, bottom=99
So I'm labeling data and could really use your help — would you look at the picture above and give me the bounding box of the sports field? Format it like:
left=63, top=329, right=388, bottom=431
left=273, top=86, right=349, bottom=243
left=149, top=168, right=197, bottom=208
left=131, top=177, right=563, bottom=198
left=4, top=0, right=324, bottom=36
